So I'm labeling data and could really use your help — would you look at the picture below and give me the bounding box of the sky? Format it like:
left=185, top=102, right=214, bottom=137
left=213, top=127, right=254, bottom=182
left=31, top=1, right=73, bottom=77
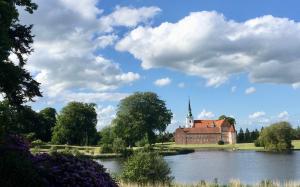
left=17, top=0, right=300, bottom=131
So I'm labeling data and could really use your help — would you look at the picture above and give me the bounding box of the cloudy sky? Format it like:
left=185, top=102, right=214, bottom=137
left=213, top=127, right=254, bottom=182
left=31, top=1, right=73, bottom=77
left=20, top=0, right=300, bottom=131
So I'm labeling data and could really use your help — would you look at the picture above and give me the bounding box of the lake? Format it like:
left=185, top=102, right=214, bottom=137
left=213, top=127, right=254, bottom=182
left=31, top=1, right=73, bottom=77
left=97, top=151, right=300, bottom=184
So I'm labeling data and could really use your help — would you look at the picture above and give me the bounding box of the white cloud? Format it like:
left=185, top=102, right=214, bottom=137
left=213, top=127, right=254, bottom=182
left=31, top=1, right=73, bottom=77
left=19, top=1, right=148, bottom=103
left=117, top=11, right=300, bottom=87
left=197, top=109, right=215, bottom=119
left=245, top=87, right=256, bottom=94
left=154, top=77, right=171, bottom=87
left=178, top=82, right=185, bottom=88
left=99, top=6, right=161, bottom=32
left=231, top=86, right=237, bottom=93
left=278, top=111, right=289, bottom=120
left=96, top=34, right=118, bottom=48
left=249, top=111, right=266, bottom=119
left=96, top=105, right=116, bottom=130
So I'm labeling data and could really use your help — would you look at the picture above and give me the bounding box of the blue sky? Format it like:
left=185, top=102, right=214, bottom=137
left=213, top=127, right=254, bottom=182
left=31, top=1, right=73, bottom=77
left=18, top=0, right=300, bottom=131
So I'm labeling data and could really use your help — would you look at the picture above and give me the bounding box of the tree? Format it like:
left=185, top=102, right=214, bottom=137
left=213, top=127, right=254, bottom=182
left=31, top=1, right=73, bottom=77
left=120, top=150, right=173, bottom=184
left=237, top=128, right=244, bottom=143
left=38, top=107, right=56, bottom=142
left=113, top=92, right=173, bottom=146
left=51, top=102, right=98, bottom=145
left=244, top=128, right=251, bottom=143
left=0, top=0, right=41, bottom=106
left=218, top=115, right=236, bottom=125
left=257, top=122, right=294, bottom=151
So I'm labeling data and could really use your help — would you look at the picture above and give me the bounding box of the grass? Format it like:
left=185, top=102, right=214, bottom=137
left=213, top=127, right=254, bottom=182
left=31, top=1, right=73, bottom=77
left=155, top=140, right=300, bottom=151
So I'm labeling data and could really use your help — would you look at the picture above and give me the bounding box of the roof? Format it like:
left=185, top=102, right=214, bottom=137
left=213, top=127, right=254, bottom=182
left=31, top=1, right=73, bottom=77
left=193, top=119, right=226, bottom=128
left=182, top=127, right=221, bottom=134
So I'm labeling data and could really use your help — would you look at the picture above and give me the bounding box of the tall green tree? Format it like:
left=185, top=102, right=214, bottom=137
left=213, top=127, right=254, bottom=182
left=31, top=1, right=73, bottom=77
left=0, top=0, right=41, bottom=106
left=52, top=102, right=98, bottom=145
left=113, top=92, right=173, bottom=146
left=244, top=128, right=251, bottom=143
left=38, top=107, right=56, bottom=142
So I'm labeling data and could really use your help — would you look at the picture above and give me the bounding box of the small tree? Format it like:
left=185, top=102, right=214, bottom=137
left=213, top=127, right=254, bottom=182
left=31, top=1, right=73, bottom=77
left=120, top=150, right=173, bottom=184
left=237, top=128, right=244, bottom=143
left=257, top=122, right=294, bottom=151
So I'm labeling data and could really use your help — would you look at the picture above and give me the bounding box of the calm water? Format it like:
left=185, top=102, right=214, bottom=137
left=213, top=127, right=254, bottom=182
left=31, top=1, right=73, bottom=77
left=97, top=151, right=300, bottom=184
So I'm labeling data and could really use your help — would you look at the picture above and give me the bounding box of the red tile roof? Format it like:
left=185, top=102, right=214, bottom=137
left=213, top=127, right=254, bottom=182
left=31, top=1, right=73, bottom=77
left=193, top=119, right=226, bottom=128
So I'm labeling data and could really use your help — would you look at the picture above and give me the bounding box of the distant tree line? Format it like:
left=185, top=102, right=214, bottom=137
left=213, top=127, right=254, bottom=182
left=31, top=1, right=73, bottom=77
left=236, top=128, right=260, bottom=143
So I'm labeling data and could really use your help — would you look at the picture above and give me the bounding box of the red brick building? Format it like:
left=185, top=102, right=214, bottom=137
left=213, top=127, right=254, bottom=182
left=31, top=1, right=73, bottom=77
left=174, top=100, right=236, bottom=144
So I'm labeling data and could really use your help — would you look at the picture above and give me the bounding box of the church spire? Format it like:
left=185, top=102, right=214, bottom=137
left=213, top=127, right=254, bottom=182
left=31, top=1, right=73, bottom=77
left=188, top=97, right=192, bottom=117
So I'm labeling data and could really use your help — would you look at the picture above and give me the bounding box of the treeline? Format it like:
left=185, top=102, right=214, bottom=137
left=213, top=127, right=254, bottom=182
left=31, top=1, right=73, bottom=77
left=236, top=128, right=260, bottom=143
left=0, top=92, right=174, bottom=149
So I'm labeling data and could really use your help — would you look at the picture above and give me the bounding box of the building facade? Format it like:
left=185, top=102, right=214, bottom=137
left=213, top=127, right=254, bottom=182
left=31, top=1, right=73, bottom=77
left=174, top=100, right=236, bottom=144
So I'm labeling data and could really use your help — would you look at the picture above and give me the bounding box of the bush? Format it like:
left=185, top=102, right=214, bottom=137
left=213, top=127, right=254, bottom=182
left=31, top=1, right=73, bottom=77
left=112, top=138, right=126, bottom=153
left=120, top=150, right=173, bottom=184
left=258, top=121, right=294, bottom=151
left=100, top=143, right=113, bottom=153
left=254, top=139, right=262, bottom=147
left=0, top=134, right=118, bottom=187
left=31, top=139, right=44, bottom=148
left=218, top=140, right=225, bottom=145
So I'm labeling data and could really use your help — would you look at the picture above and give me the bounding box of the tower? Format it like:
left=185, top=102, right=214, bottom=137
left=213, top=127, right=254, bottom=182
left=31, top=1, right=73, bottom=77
left=185, top=98, right=194, bottom=128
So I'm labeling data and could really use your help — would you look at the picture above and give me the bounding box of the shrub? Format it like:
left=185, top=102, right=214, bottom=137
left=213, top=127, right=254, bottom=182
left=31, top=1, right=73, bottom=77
left=258, top=121, right=294, bottom=151
left=31, top=139, right=44, bottom=148
left=112, top=138, right=126, bottom=153
left=0, top=134, right=44, bottom=186
left=100, top=143, right=113, bottom=153
left=34, top=153, right=118, bottom=187
left=120, top=150, right=173, bottom=184
left=218, top=140, right=225, bottom=145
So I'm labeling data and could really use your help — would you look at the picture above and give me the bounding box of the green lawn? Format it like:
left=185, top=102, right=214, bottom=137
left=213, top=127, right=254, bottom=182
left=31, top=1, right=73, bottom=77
left=156, top=140, right=300, bottom=151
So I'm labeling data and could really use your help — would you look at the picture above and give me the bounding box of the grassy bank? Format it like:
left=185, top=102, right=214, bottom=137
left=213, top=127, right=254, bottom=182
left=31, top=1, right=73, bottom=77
left=119, top=180, right=300, bottom=187
left=157, top=140, right=300, bottom=151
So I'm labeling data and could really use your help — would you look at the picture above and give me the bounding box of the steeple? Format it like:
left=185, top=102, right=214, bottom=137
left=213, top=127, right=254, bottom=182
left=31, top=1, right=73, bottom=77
left=186, top=98, right=194, bottom=128
left=188, top=98, right=192, bottom=118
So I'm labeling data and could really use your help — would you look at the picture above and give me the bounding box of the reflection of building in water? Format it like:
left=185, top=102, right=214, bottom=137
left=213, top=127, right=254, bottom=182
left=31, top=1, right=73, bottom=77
left=175, top=99, right=236, bottom=144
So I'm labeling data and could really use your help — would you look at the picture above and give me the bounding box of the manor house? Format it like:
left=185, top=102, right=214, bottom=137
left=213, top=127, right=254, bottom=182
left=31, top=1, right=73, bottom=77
left=174, top=100, right=236, bottom=144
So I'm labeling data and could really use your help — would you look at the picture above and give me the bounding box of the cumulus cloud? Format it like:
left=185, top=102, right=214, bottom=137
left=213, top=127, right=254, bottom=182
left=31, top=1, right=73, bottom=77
left=154, top=77, right=172, bottom=87
left=117, top=11, right=300, bottom=87
left=249, top=111, right=266, bottom=119
left=245, top=87, right=256, bottom=94
left=96, top=105, right=116, bottom=130
left=19, top=1, right=153, bottom=103
left=197, top=109, right=215, bottom=119
left=278, top=111, right=289, bottom=120
left=99, top=6, right=161, bottom=32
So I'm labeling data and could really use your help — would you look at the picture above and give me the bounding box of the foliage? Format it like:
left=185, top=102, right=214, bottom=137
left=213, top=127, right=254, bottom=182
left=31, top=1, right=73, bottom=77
left=217, top=140, right=224, bottom=145
left=113, top=92, right=173, bottom=146
left=120, top=150, right=173, bottom=184
left=112, top=137, right=126, bottom=153
left=0, top=134, right=118, bottom=187
left=0, top=101, right=56, bottom=141
left=99, top=126, right=116, bottom=145
left=219, top=115, right=236, bottom=125
left=156, top=132, right=174, bottom=144
left=100, top=143, right=113, bottom=153
left=31, top=139, right=44, bottom=148
left=0, top=0, right=41, bottom=106
left=257, top=122, right=294, bottom=151
left=237, top=128, right=260, bottom=143
left=0, top=134, right=43, bottom=186
left=52, top=102, right=98, bottom=145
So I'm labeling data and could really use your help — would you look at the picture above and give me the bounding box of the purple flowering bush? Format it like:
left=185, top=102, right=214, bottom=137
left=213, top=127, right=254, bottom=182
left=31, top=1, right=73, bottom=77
left=0, top=134, right=118, bottom=187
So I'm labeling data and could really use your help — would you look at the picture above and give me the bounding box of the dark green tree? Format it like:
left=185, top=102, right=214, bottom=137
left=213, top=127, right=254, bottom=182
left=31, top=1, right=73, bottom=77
left=0, top=0, right=41, bottom=106
left=51, top=102, right=98, bottom=145
left=244, top=128, right=251, bottom=143
left=218, top=115, right=236, bottom=125
left=38, top=107, right=56, bottom=142
left=237, top=128, right=244, bottom=143
left=113, top=92, right=173, bottom=146
left=257, top=121, right=294, bottom=151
